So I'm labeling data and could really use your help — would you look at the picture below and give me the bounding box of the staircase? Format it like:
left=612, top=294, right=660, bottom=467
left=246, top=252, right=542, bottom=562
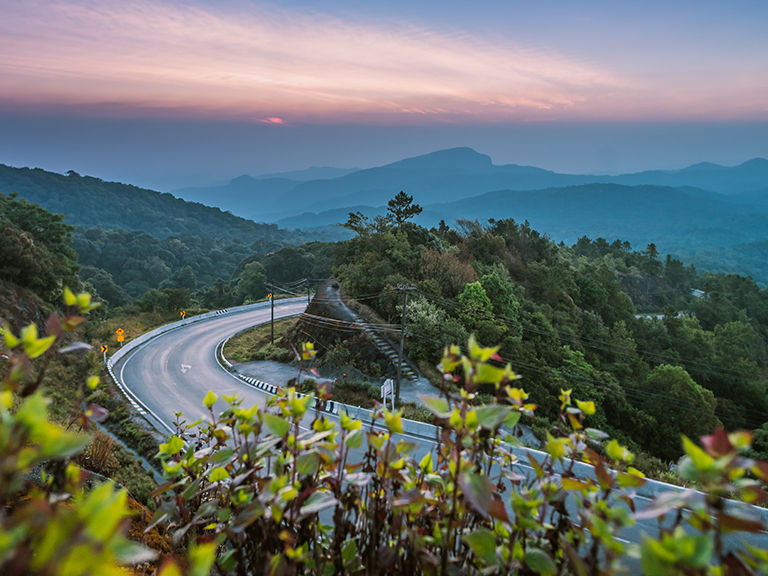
left=356, top=319, right=420, bottom=382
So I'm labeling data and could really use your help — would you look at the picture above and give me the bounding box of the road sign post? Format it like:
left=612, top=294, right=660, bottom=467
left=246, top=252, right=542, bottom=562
left=100, top=344, right=108, bottom=364
left=115, top=328, right=125, bottom=347
left=180, top=310, right=186, bottom=322
left=381, top=378, right=394, bottom=411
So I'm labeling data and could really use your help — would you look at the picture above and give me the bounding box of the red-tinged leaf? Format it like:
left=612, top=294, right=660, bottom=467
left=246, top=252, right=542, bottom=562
left=701, top=428, right=734, bottom=458
left=619, top=495, right=636, bottom=513
left=583, top=448, right=605, bottom=466
left=527, top=452, right=545, bottom=478
left=742, top=484, right=768, bottom=505
left=635, top=491, right=695, bottom=520
left=45, top=313, right=63, bottom=337
left=85, top=404, right=109, bottom=422
left=717, top=512, right=765, bottom=533
left=751, top=461, right=768, bottom=482
left=723, top=552, right=751, bottom=576
left=567, top=412, right=582, bottom=430
left=393, top=488, right=426, bottom=508
left=458, top=472, right=493, bottom=516
left=62, top=316, right=86, bottom=331
left=594, top=463, right=614, bottom=490
left=149, top=481, right=179, bottom=498
left=488, top=498, right=511, bottom=524
left=504, top=470, right=526, bottom=484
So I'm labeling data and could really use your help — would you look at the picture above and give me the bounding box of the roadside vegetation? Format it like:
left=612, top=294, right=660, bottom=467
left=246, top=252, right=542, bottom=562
left=5, top=189, right=768, bottom=573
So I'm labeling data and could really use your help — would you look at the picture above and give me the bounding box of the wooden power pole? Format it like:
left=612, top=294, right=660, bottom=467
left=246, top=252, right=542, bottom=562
left=395, top=284, right=416, bottom=404
left=269, top=282, right=274, bottom=343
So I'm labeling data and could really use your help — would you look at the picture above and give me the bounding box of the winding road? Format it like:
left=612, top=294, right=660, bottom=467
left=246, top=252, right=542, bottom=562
left=114, top=298, right=310, bottom=434
left=112, top=298, right=768, bottom=558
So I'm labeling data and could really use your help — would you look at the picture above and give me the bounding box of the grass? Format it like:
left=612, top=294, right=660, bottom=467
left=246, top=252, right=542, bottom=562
left=224, top=317, right=297, bottom=363
left=34, top=333, right=161, bottom=505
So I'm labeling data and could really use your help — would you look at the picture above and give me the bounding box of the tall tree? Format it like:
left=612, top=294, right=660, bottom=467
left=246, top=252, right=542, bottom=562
left=386, top=191, right=422, bottom=227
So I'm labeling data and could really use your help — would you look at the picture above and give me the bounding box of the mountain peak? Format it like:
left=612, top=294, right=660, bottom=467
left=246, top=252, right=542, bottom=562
left=383, top=147, right=493, bottom=172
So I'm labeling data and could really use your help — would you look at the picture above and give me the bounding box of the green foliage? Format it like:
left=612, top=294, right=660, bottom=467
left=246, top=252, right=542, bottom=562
left=0, top=163, right=312, bottom=243
left=235, top=261, right=268, bottom=303
left=0, top=192, right=78, bottom=300
left=387, top=190, right=423, bottom=227
left=639, top=365, right=721, bottom=461
left=0, top=292, right=163, bottom=574
left=151, top=338, right=768, bottom=575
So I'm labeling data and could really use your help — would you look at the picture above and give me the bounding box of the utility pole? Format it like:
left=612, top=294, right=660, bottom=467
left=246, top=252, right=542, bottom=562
left=395, top=284, right=416, bottom=404
left=269, top=282, right=275, bottom=343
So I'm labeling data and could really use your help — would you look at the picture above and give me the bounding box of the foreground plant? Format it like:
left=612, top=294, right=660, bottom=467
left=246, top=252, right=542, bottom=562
left=0, top=291, right=216, bottom=575
left=151, top=335, right=768, bottom=575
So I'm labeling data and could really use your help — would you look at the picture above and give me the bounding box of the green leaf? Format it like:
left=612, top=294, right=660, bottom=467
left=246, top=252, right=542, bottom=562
left=296, top=452, right=320, bottom=476
left=575, top=399, right=596, bottom=415
left=2, top=327, right=19, bottom=348
left=458, top=472, right=492, bottom=516
left=504, top=411, right=521, bottom=428
left=345, top=428, right=364, bottom=449
left=605, top=439, right=634, bottom=464
left=202, top=390, right=218, bottom=408
left=546, top=433, right=567, bottom=461
left=384, top=410, right=404, bottom=434
left=585, top=428, right=609, bottom=441
left=24, top=335, right=56, bottom=359
left=63, top=287, right=77, bottom=306
left=464, top=529, right=497, bottom=565
left=524, top=548, right=557, bottom=576
left=475, top=404, right=512, bottom=429
left=681, top=436, right=714, bottom=471
left=209, top=467, right=229, bottom=482
left=189, top=541, right=219, bottom=576
left=641, top=537, right=676, bottom=576
left=160, top=436, right=185, bottom=455
left=299, top=490, right=337, bottom=516
left=263, top=413, right=291, bottom=437
left=418, top=395, right=449, bottom=417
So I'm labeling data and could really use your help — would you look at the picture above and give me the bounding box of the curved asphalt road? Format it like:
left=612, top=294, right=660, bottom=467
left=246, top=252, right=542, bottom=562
left=115, top=299, right=309, bottom=433
left=114, top=299, right=767, bottom=558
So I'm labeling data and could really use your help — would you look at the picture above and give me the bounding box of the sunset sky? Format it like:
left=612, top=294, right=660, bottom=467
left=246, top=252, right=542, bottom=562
left=2, top=0, right=767, bottom=190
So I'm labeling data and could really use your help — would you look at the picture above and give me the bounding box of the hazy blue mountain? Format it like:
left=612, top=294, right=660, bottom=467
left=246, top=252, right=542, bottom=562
left=609, top=158, right=768, bottom=194
left=171, top=175, right=301, bottom=218
left=255, top=166, right=360, bottom=181
left=174, top=147, right=768, bottom=222
left=279, top=181, right=768, bottom=254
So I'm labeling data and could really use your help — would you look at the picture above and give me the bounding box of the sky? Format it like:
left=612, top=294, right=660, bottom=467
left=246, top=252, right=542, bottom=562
left=1, top=0, right=768, bottom=190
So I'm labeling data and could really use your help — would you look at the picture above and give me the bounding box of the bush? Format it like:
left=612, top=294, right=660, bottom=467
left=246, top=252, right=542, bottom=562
left=151, top=335, right=768, bottom=575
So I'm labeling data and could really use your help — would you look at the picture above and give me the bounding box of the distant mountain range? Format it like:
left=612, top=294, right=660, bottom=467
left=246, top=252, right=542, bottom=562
left=169, top=147, right=768, bottom=224
left=4, top=147, right=768, bottom=283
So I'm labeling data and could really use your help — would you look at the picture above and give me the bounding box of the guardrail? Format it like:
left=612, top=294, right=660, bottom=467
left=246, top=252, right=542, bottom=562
left=105, top=297, right=306, bottom=433
left=108, top=295, right=768, bottom=523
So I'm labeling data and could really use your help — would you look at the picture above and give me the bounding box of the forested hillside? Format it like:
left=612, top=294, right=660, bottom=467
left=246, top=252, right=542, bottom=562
left=0, top=164, right=314, bottom=243
left=327, top=202, right=768, bottom=464
left=3, top=190, right=768, bottom=467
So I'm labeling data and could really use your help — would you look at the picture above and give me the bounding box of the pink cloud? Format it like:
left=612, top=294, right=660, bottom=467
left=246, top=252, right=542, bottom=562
left=253, top=117, right=285, bottom=125
left=0, top=1, right=765, bottom=123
